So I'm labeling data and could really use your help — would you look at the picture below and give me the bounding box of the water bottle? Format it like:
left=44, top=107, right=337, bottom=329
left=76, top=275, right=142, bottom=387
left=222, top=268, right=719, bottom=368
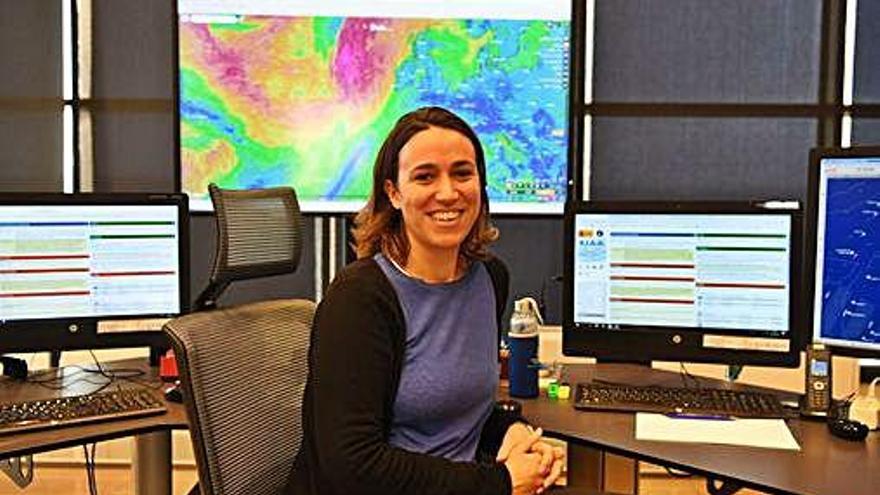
left=508, top=297, right=543, bottom=398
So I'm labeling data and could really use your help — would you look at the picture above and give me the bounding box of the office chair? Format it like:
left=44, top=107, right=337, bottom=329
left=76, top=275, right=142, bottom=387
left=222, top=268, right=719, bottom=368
left=164, top=183, right=312, bottom=495
left=194, top=183, right=304, bottom=311
left=164, top=298, right=316, bottom=495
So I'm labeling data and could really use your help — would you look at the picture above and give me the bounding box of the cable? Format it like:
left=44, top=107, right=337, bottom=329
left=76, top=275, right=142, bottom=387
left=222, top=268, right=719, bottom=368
left=27, top=366, right=113, bottom=391
left=88, top=350, right=110, bottom=379
left=678, top=363, right=703, bottom=390
left=84, top=351, right=157, bottom=390
left=830, top=390, right=859, bottom=420
left=83, top=442, right=98, bottom=495
left=23, top=351, right=155, bottom=396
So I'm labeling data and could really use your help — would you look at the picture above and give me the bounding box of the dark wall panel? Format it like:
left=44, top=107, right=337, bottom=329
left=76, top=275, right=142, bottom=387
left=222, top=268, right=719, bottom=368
left=0, top=1, right=62, bottom=192
left=91, top=0, right=174, bottom=99
left=91, top=110, right=176, bottom=192
left=493, top=217, right=563, bottom=325
left=89, top=0, right=177, bottom=194
left=852, top=119, right=880, bottom=146
left=0, top=0, right=61, bottom=98
left=0, top=109, right=63, bottom=191
left=594, top=0, right=822, bottom=103
left=590, top=117, right=816, bottom=202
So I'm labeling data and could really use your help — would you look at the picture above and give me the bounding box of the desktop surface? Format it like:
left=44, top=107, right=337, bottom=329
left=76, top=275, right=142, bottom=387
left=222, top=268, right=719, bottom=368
left=504, top=364, right=878, bottom=495
left=0, top=358, right=187, bottom=459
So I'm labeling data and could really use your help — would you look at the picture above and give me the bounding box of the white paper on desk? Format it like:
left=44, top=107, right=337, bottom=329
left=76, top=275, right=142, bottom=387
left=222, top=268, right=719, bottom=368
left=635, top=413, right=800, bottom=451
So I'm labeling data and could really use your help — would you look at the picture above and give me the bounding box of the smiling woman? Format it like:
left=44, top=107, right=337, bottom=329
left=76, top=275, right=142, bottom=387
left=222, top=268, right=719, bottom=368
left=384, top=125, right=482, bottom=282
left=288, top=107, right=564, bottom=495
left=352, top=106, right=499, bottom=279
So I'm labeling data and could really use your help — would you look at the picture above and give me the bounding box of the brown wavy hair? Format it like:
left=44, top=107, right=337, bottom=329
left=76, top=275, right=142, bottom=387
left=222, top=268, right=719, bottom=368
left=351, top=106, right=499, bottom=264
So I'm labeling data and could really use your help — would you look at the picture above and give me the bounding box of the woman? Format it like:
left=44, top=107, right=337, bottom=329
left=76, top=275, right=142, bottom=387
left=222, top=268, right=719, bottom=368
left=288, top=107, right=563, bottom=495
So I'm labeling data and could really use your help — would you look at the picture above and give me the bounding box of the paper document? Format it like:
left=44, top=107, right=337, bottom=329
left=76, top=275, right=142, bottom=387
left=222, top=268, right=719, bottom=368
left=635, top=413, right=800, bottom=451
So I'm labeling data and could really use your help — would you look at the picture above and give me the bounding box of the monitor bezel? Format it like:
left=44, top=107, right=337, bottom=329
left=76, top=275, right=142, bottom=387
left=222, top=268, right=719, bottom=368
left=0, top=193, right=190, bottom=353
left=562, top=200, right=803, bottom=367
left=806, top=146, right=880, bottom=359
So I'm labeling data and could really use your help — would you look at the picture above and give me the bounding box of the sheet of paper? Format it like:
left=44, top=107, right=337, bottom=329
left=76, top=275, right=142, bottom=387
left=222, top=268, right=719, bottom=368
left=635, top=413, right=800, bottom=451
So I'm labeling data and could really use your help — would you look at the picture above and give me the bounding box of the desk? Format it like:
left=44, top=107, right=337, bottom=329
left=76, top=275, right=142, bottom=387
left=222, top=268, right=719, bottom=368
left=0, top=359, right=187, bottom=495
left=508, top=364, right=879, bottom=495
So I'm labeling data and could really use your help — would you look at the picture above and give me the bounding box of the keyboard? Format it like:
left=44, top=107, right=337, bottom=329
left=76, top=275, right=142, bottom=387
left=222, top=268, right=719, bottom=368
left=0, top=388, right=167, bottom=435
left=574, top=382, right=785, bottom=419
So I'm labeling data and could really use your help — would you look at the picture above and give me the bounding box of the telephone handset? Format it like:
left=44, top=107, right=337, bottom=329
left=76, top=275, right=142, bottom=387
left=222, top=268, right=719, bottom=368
left=801, top=344, right=832, bottom=417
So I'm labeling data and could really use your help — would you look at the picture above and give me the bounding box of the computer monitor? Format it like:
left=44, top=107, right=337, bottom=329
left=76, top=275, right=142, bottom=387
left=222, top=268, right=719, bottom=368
left=808, top=147, right=880, bottom=358
left=562, top=201, right=802, bottom=367
left=0, top=193, right=189, bottom=353
left=176, top=0, right=573, bottom=214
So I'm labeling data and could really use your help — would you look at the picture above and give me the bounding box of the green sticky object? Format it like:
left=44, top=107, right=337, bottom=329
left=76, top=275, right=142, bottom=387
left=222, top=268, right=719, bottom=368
left=547, top=381, right=559, bottom=399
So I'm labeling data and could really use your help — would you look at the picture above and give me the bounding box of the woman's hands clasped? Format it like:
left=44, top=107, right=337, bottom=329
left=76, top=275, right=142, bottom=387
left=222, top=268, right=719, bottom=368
left=498, top=423, right=565, bottom=495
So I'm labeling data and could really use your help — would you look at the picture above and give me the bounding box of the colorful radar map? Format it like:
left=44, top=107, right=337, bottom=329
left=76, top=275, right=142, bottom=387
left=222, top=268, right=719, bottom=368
left=178, top=14, right=570, bottom=211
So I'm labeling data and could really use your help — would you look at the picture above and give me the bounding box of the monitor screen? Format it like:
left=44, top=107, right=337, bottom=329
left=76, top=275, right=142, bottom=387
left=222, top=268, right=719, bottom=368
left=563, top=201, right=802, bottom=366
left=809, top=148, right=880, bottom=357
left=0, top=194, right=189, bottom=353
left=176, top=0, right=572, bottom=213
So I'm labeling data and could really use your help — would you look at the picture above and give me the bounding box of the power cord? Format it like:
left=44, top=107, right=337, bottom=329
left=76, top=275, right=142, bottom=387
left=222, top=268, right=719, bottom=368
left=27, top=366, right=115, bottom=392
left=85, top=351, right=157, bottom=390
left=829, top=390, right=858, bottom=421
left=25, top=351, right=154, bottom=393
left=678, top=363, right=703, bottom=390
left=83, top=443, right=98, bottom=495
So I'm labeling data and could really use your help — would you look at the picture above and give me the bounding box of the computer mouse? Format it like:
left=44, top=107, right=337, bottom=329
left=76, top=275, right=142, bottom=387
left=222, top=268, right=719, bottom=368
left=827, top=418, right=869, bottom=441
left=163, top=383, right=183, bottom=403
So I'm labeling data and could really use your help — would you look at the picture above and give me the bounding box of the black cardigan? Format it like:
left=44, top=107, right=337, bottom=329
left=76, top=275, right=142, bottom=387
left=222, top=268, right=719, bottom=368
left=287, top=256, right=518, bottom=495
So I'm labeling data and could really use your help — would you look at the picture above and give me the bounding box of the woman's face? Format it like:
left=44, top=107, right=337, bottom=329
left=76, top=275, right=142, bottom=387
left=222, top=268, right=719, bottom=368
left=385, top=126, right=482, bottom=259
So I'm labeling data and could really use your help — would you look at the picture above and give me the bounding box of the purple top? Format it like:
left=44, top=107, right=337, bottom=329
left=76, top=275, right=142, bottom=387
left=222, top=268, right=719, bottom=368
left=375, top=253, right=499, bottom=461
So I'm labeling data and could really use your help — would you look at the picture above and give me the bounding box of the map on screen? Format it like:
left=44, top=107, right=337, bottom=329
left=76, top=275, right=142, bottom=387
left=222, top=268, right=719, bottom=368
left=817, top=174, right=880, bottom=346
left=177, top=1, right=571, bottom=213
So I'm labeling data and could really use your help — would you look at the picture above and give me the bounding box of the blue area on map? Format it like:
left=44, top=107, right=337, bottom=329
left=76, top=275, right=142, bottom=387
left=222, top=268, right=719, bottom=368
left=179, top=100, right=243, bottom=146
left=393, top=19, right=570, bottom=203
left=820, top=178, right=880, bottom=345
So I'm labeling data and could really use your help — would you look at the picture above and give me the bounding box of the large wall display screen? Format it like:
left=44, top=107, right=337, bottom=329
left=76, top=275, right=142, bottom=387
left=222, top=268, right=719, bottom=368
left=177, top=0, right=572, bottom=213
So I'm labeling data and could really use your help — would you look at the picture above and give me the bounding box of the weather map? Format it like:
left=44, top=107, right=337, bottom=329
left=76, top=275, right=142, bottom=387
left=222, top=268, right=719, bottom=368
left=178, top=11, right=570, bottom=212
left=819, top=177, right=880, bottom=346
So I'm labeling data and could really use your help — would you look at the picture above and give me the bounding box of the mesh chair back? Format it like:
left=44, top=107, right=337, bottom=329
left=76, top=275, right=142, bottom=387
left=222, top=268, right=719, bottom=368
left=197, top=184, right=304, bottom=309
left=164, top=298, right=316, bottom=495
